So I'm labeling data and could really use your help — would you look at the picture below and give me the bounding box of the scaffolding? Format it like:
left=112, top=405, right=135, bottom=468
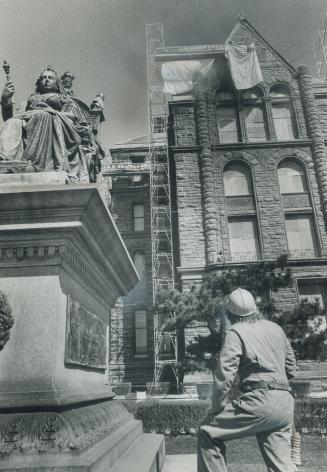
left=313, top=13, right=327, bottom=80
left=146, top=23, right=178, bottom=387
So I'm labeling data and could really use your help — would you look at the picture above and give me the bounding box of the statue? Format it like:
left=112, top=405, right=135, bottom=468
left=61, top=71, right=76, bottom=97
left=90, top=92, right=105, bottom=112
left=76, top=122, right=105, bottom=183
left=0, top=64, right=89, bottom=182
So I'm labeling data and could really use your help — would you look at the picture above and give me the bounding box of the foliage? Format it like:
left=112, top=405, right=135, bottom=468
left=272, top=300, right=327, bottom=360
left=294, top=398, right=327, bottom=435
left=154, top=255, right=293, bottom=379
left=134, top=399, right=210, bottom=434
left=0, top=290, right=13, bottom=352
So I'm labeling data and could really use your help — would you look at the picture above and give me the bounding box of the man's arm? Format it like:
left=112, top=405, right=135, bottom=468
left=211, top=329, right=242, bottom=411
left=285, top=336, right=296, bottom=380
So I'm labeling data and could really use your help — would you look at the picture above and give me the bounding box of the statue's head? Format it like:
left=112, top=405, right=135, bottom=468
left=36, top=66, right=60, bottom=94
left=61, top=71, right=75, bottom=89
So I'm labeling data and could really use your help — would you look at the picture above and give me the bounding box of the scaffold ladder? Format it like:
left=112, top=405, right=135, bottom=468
left=146, top=23, right=178, bottom=389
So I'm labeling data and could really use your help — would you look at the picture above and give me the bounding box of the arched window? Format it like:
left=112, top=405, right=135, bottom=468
left=270, top=85, right=297, bottom=140
left=216, top=90, right=239, bottom=143
left=277, top=159, right=307, bottom=194
left=242, top=88, right=267, bottom=142
left=278, top=159, right=318, bottom=259
left=223, top=162, right=253, bottom=196
left=223, top=162, right=260, bottom=262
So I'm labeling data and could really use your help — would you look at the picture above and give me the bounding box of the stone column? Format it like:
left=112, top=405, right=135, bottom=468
left=194, top=81, right=219, bottom=265
left=295, top=65, right=327, bottom=215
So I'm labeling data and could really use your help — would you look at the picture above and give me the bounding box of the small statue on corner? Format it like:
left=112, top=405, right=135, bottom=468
left=60, top=71, right=76, bottom=97
left=90, top=92, right=105, bottom=112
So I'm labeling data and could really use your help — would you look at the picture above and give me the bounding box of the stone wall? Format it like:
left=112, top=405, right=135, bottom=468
left=109, top=171, right=154, bottom=386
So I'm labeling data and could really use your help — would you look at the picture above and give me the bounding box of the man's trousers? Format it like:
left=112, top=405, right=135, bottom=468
left=197, top=389, right=295, bottom=472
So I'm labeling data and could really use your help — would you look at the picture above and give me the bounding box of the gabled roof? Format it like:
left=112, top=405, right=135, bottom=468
left=154, top=16, right=297, bottom=74
left=226, top=17, right=296, bottom=73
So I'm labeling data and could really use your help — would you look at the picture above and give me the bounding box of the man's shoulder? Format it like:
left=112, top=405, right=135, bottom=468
left=230, top=318, right=285, bottom=335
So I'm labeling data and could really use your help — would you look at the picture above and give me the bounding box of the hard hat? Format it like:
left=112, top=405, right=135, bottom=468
left=225, top=288, right=257, bottom=317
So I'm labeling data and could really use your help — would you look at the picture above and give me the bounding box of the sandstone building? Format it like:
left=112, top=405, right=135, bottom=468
left=108, top=18, right=327, bottom=388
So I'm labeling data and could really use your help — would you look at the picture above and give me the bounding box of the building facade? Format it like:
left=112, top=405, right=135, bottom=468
left=108, top=18, right=327, bottom=387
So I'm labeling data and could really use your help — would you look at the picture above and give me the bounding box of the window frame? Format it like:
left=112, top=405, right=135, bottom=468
left=227, top=215, right=261, bottom=262
left=134, top=309, right=148, bottom=357
left=132, top=203, right=145, bottom=232
left=269, top=84, right=299, bottom=141
left=284, top=212, right=319, bottom=259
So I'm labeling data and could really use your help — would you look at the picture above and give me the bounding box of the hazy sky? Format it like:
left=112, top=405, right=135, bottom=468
left=0, top=0, right=326, bottom=151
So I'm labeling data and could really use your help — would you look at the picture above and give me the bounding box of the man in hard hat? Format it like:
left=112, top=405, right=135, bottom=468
left=198, top=287, right=296, bottom=472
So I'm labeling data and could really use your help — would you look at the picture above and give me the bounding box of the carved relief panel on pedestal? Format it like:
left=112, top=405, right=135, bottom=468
left=65, top=296, right=107, bottom=370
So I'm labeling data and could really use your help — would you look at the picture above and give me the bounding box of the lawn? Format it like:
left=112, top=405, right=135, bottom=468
left=165, top=435, right=327, bottom=471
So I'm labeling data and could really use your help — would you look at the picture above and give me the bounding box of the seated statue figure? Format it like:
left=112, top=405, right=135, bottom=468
left=0, top=66, right=89, bottom=182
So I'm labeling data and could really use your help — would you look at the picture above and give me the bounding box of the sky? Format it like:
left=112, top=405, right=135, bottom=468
left=0, top=0, right=326, bottom=151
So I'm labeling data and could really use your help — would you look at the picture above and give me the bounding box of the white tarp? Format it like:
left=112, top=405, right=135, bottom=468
left=161, top=59, right=215, bottom=95
left=225, top=42, right=263, bottom=90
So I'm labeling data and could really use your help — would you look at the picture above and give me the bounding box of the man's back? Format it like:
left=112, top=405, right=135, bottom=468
left=230, top=319, right=296, bottom=384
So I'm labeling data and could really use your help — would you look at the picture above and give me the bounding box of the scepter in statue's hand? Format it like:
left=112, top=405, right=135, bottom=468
left=1, top=60, right=15, bottom=113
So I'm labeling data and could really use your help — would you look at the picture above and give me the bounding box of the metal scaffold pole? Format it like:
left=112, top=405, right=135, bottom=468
left=313, top=12, right=327, bottom=80
left=146, top=23, right=178, bottom=390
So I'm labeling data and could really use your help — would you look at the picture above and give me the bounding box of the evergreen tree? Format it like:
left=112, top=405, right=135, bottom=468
left=154, top=255, right=326, bottom=387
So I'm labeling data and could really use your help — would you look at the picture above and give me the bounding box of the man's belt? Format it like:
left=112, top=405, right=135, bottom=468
left=240, top=380, right=291, bottom=393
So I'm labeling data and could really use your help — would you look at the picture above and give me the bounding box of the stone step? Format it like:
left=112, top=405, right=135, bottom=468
left=0, top=418, right=143, bottom=472
left=109, top=433, right=165, bottom=472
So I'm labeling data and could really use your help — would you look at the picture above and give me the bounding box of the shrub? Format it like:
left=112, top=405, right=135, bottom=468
left=0, top=290, right=13, bottom=352
left=134, top=399, right=210, bottom=434
left=294, top=399, right=327, bottom=436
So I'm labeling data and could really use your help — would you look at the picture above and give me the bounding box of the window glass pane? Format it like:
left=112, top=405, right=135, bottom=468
left=285, top=215, right=317, bottom=258
left=272, top=102, right=295, bottom=140
left=244, top=105, right=266, bottom=142
left=133, top=204, right=144, bottom=231
left=228, top=217, right=260, bottom=261
left=224, top=163, right=252, bottom=196
left=217, top=106, right=238, bottom=143
left=133, top=204, right=144, bottom=218
left=133, top=252, right=145, bottom=278
left=135, top=310, right=147, bottom=354
left=278, top=160, right=307, bottom=193
left=270, top=86, right=289, bottom=98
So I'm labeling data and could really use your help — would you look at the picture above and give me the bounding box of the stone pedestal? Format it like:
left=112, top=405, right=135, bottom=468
left=0, top=180, right=164, bottom=471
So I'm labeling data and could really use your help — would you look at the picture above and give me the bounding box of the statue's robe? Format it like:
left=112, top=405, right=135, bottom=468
left=0, top=92, right=89, bottom=182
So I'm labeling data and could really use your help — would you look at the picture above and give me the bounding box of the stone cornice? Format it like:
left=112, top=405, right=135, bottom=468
left=170, top=140, right=314, bottom=154
left=0, top=185, right=138, bottom=305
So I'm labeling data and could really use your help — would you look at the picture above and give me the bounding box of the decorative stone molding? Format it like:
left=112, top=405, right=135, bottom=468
left=282, top=193, right=311, bottom=209
left=194, top=81, right=220, bottom=264
left=0, top=242, right=111, bottom=305
left=0, top=401, right=130, bottom=455
left=295, top=65, right=327, bottom=217
left=226, top=195, right=256, bottom=213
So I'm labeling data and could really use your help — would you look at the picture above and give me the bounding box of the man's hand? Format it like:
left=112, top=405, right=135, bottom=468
left=1, top=81, right=14, bottom=103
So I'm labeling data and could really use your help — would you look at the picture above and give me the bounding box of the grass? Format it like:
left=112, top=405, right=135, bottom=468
left=165, top=435, right=327, bottom=471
